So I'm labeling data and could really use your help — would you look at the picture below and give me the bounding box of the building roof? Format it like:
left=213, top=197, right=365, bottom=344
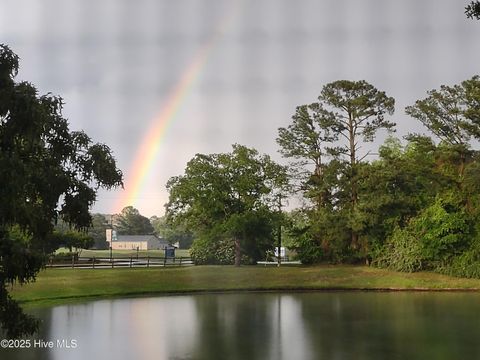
left=113, top=235, right=168, bottom=244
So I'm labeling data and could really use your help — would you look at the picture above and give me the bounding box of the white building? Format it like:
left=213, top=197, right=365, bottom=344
left=106, top=229, right=169, bottom=250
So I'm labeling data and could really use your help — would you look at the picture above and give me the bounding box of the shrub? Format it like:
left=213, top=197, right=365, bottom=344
left=374, top=196, right=474, bottom=273
left=412, top=197, right=471, bottom=264
left=292, top=233, right=324, bottom=265
left=190, top=236, right=235, bottom=265
left=373, top=227, right=423, bottom=272
left=437, top=249, right=480, bottom=278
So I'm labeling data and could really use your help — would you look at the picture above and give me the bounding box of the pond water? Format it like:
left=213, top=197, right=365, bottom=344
left=2, top=292, right=480, bottom=360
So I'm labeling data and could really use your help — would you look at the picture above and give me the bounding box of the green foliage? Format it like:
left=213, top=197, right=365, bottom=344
left=319, top=80, right=395, bottom=145
left=438, top=249, right=480, bottom=278
left=276, top=104, right=338, bottom=207
left=49, top=252, right=79, bottom=261
left=150, top=215, right=194, bottom=249
left=405, top=77, right=480, bottom=184
left=436, top=221, right=480, bottom=278
left=0, top=228, right=43, bottom=337
left=373, top=227, right=424, bottom=272
left=189, top=211, right=277, bottom=265
left=227, top=209, right=281, bottom=263
left=278, top=80, right=396, bottom=258
left=53, top=217, right=96, bottom=251
left=275, top=76, right=480, bottom=277
left=0, top=287, right=39, bottom=339
left=115, top=206, right=154, bottom=235
left=414, top=196, right=471, bottom=263
left=463, top=76, right=480, bottom=124
left=0, top=226, right=45, bottom=288
left=277, top=104, right=337, bottom=165
left=358, top=136, right=442, bottom=254
left=190, top=235, right=235, bottom=265
left=0, top=44, right=122, bottom=337
left=166, top=144, right=288, bottom=265
left=375, top=196, right=473, bottom=272
left=289, top=230, right=322, bottom=265
left=405, top=81, right=478, bottom=146
left=280, top=210, right=309, bottom=249
left=48, top=230, right=94, bottom=253
left=88, top=214, right=109, bottom=249
left=287, top=208, right=353, bottom=264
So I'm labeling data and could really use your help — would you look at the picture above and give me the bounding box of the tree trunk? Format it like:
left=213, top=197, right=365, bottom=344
left=350, top=165, right=359, bottom=250
left=234, top=237, right=241, bottom=266
left=348, top=113, right=359, bottom=250
left=458, top=151, right=473, bottom=212
left=458, top=151, right=466, bottom=191
left=459, top=153, right=466, bottom=178
left=314, top=163, right=324, bottom=210
left=351, top=232, right=359, bottom=250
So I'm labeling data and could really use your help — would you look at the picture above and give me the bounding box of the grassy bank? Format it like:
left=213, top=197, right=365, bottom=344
left=10, top=265, right=480, bottom=308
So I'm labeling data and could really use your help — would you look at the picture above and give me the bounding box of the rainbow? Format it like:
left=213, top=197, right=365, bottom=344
left=114, top=3, right=238, bottom=213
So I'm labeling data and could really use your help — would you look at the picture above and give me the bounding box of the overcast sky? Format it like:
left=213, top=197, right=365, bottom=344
left=1, top=0, right=479, bottom=217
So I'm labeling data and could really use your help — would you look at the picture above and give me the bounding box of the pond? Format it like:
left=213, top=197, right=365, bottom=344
left=2, top=292, right=480, bottom=360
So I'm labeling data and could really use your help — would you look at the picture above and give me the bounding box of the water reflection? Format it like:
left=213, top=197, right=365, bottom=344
left=190, top=293, right=310, bottom=360
left=298, top=292, right=480, bottom=360
left=2, top=292, right=480, bottom=360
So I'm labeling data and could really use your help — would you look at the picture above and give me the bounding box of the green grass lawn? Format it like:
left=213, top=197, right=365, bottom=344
left=11, top=265, right=480, bottom=308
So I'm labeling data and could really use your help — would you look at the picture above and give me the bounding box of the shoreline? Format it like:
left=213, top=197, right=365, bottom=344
left=12, top=265, right=480, bottom=308
left=19, top=287, right=480, bottom=309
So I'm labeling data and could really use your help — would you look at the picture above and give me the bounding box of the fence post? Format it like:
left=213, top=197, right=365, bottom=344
left=179, top=257, right=182, bottom=266
left=93, top=256, right=95, bottom=269
left=112, top=255, right=114, bottom=269
left=72, top=255, right=75, bottom=269
left=130, top=256, right=133, bottom=268
left=147, top=256, right=150, bottom=268
left=163, top=255, right=167, bottom=267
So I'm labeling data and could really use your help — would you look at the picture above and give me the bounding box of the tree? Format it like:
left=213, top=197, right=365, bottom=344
left=115, top=206, right=154, bottom=235
left=367, top=134, right=480, bottom=277
left=166, top=144, right=288, bottom=266
left=358, top=136, right=448, bottom=260
left=375, top=195, right=473, bottom=272
left=280, top=81, right=394, bottom=253
left=49, top=230, right=94, bottom=253
left=0, top=44, right=123, bottom=337
left=150, top=215, right=194, bottom=248
left=319, top=80, right=395, bottom=210
left=53, top=218, right=92, bottom=252
left=88, top=213, right=109, bottom=249
left=405, top=77, right=480, bottom=178
left=463, top=76, right=480, bottom=128
left=466, top=1, right=480, bottom=19
left=277, top=104, right=338, bottom=208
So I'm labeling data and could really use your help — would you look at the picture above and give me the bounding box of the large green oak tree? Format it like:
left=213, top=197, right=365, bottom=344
left=0, top=45, right=123, bottom=337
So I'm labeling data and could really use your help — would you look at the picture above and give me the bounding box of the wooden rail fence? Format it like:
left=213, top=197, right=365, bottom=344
left=47, top=255, right=194, bottom=269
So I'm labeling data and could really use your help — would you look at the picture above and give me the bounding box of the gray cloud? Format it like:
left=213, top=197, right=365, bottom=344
left=1, top=0, right=479, bottom=216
